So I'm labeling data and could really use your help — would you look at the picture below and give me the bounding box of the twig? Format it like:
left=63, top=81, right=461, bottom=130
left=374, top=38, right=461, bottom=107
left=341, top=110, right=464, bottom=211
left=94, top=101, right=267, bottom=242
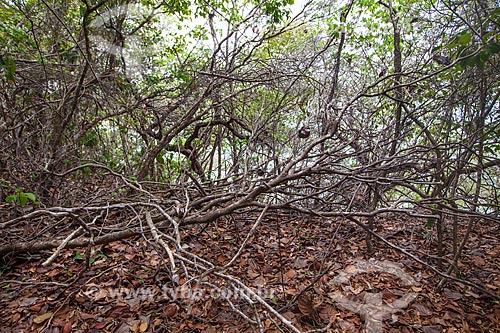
left=42, top=226, right=83, bottom=266
left=145, top=211, right=178, bottom=283
left=344, top=215, right=500, bottom=300
left=0, top=280, right=69, bottom=287
left=223, top=204, right=270, bottom=269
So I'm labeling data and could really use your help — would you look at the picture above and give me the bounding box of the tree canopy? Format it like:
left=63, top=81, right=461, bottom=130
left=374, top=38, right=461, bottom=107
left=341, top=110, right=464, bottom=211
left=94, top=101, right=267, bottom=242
left=1, top=0, right=499, bottom=331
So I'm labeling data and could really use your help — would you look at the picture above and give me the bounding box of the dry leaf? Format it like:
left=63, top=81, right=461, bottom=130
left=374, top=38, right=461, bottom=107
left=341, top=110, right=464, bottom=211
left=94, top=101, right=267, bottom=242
left=294, top=257, right=308, bottom=269
left=338, top=319, right=356, bottom=331
left=262, top=264, right=274, bottom=274
left=252, top=275, right=267, bottom=287
left=412, top=303, right=432, bottom=316
left=312, top=261, right=322, bottom=271
left=422, top=325, right=442, bottom=333
left=283, top=269, right=296, bottom=281
left=443, top=288, right=462, bottom=300
left=62, top=321, right=73, bottom=333
left=12, top=312, right=21, bottom=323
left=216, top=254, right=227, bottom=264
left=139, top=321, right=148, bottom=332
left=298, top=294, right=315, bottom=316
left=319, top=304, right=337, bottom=322
left=163, top=303, right=179, bottom=318
left=344, top=264, right=357, bottom=274
left=47, top=269, right=59, bottom=277
left=18, top=297, right=38, bottom=307
left=139, top=314, right=150, bottom=328
left=472, top=255, right=486, bottom=266
left=28, top=303, right=43, bottom=312
left=33, top=312, right=53, bottom=324
left=94, top=321, right=108, bottom=329
left=130, top=320, right=141, bottom=333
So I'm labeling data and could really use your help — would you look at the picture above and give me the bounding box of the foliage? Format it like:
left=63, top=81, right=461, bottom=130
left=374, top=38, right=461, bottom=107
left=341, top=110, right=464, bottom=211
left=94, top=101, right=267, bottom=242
left=6, top=189, right=39, bottom=208
left=1, top=0, right=500, bottom=331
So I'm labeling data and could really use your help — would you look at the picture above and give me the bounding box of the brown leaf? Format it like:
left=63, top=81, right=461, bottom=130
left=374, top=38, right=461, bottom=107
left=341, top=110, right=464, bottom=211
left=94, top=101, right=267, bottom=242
left=422, top=325, right=442, bottom=333
left=47, top=269, right=59, bottom=277
left=432, top=317, right=448, bottom=326
left=93, top=321, right=108, bottom=329
left=494, top=306, right=500, bottom=319
left=12, top=312, right=21, bottom=323
left=312, top=260, right=322, bottom=271
left=338, top=319, right=356, bottom=331
left=412, top=303, right=432, bottom=316
left=319, top=304, right=337, bottom=322
left=443, top=288, right=462, bottom=300
left=262, top=264, right=274, bottom=274
left=19, top=297, right=38, bottom=307
left=381, top=289, right=396, bottom=300
left=472, top=255, right=486, bottom=267
left=283, top=269, right=296, bottom=281
left=28, top=303, right=43, bottom=312
left=139, top=314, right=150, bottom=332
left=247, top=269, right=260, bottom=278
left=298, top=294, right=315, bottom=316
left=115, top=321, right=132, bottom=333
left=130, top=319, right=142, bottom=333
left=252, top=275, right=266, bottom=287
left=283, top=311, right=297, bottom=323
left=62, top=321, right=73, bottom=333
left=294, top=257, right=308, bottom=269
left=80, top=312, right=97, bottom=320
left=216, top=254, right=227, bottom=264
left=162, top=303, right=179, bottom=318
left=344, top=264, right=357, bottom=274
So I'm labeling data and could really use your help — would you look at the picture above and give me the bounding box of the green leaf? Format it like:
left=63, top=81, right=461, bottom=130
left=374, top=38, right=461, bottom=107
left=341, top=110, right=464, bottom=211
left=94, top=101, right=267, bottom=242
left=156, top=155, right=165, bottom=164
left=457, top=32, right=471, bottom=45
left=0, top=55, right=16, bottom=82
left=490, top=8, right=500, bottom=17
left=17, top=192, right=27, bottom=207
left=488, top=42, right=500, bottom=54
left=432, top=45, right=444, bottom=53
left=479, top=50, right=490, bottom=61
left=459, top=56, right=475, bottom=69
left=73, top=251, right=84, bottom=260
left=5, top=195, right=15, bottom=203
left=25, top=192, right=36, bottom=202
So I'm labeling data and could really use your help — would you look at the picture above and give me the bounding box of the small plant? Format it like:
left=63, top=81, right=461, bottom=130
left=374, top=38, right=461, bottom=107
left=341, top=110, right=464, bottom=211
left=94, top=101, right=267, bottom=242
left=6, top=188, right=39, bottom=208
left=73, top=250, right=84, bottom=261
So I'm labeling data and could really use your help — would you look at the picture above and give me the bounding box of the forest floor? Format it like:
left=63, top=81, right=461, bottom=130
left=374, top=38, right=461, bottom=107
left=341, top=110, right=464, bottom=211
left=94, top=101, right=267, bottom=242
left=1, top=210, right=500, bottom=332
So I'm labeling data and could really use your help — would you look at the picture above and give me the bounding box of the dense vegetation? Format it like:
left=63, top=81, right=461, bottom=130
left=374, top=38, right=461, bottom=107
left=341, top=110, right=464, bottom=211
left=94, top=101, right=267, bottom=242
left=1, top=0, right=499, bottom=331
